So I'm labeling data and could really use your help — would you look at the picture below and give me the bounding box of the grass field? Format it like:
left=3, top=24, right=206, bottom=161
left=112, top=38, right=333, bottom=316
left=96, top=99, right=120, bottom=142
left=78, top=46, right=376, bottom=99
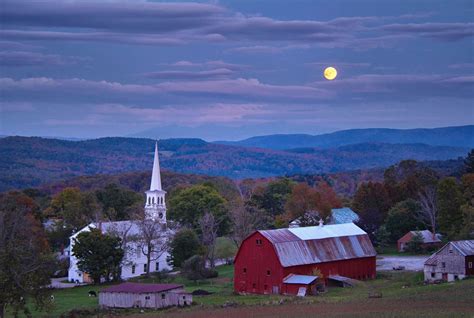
left=6, top=265, right=474, bottom=318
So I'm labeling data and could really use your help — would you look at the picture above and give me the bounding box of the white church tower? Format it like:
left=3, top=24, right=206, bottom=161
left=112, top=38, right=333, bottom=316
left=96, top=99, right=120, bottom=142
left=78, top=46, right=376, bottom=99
left=144, top=142, right=167, bottom=222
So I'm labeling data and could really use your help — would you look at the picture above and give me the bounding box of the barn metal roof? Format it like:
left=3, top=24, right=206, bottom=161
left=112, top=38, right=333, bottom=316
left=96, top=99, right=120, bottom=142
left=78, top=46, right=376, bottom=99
left=424, top=240, right=474, bottom=266
left=288, top=223, right=366, bottom=240
left=259, top=223, right=376, bottom=267
left=101, top=282, right=183, bottom=294
left=283, top=274, right=318, bottom=285
left=451, top=240, right=474, bottom=256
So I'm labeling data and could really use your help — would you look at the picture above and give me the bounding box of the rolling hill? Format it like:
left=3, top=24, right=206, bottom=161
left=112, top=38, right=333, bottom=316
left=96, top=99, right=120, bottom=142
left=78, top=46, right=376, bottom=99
left=0, top=136, right=469, bottom=191
left=216, top=125, right=474, bottom=150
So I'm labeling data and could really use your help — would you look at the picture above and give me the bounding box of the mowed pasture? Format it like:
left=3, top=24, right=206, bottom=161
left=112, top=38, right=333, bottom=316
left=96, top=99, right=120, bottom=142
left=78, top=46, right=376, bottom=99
left=7, top=266, right=474, bottom=318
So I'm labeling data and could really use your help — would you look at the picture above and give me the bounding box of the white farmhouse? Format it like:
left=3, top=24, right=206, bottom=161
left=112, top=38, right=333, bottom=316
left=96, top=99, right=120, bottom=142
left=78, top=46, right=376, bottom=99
left=68, top=142, right=172, bottom=283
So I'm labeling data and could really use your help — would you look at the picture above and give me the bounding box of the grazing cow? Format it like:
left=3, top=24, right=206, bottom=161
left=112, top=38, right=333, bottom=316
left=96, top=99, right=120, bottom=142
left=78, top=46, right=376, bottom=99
left=88, top=291, right=97, bottom=297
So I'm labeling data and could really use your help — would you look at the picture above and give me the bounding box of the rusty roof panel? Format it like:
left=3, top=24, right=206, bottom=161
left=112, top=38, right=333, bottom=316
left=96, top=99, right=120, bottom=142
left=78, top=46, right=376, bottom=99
left=259, top=228, right=300, bottom=243
left=257, top=223, right=376, bottom=267
left=273, top=235, right=376, bottom=267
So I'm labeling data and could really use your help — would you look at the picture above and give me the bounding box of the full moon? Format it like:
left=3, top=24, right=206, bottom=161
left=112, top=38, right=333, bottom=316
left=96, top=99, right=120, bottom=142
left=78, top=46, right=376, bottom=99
left=324, top=67, right=337, bottom=80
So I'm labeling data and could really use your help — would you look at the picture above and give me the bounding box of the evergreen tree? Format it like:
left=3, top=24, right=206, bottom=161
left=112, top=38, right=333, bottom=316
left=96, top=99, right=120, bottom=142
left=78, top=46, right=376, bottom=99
left=168, top=228, right=201, bottom=268
left=169, top=184, right=230, bottom=235
left=464, top=149, right=474, bottom=173
left=374, top=225, right=391, bottom=253
left=47, top=188, right=99, bottom=230
left=384, top=199, right=424, bottom=242
left=95, top=183, right=142, bottom=221
left=352, top=182, right=391, bottom=237
left=72, top=229, right=124, bottom=284
left=437, top=177, right=464, bottom=238
left=406, top=232, right=424, bottom=254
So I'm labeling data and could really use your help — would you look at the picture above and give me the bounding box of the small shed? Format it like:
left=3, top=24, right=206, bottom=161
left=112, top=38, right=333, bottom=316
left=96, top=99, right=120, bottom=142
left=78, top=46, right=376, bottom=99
left=99, top=282, right=192, bottom=309
left=282, top=274, right=319, bottom=295
left=397, top=230, right=442, bottom=252
left=424, top=240, right=474, bottom=283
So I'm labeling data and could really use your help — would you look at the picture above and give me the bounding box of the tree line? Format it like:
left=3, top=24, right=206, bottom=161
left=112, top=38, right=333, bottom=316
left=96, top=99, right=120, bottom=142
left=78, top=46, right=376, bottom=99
left=1, top=149, right=473, bottom=317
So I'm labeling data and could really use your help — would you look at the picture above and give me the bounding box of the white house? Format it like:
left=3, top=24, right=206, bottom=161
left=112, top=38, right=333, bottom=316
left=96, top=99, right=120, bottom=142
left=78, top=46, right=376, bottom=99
left=68, top=142, right=172, bottom=283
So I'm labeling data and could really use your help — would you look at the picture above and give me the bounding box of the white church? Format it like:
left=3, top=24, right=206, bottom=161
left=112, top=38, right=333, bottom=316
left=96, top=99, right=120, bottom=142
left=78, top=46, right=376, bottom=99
left=68, top=143, right=172, bottom=283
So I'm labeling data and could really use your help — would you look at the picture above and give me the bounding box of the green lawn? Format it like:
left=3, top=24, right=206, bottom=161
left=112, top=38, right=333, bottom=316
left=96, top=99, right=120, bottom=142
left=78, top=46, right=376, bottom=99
left=6, top=266, right=474, bottom=317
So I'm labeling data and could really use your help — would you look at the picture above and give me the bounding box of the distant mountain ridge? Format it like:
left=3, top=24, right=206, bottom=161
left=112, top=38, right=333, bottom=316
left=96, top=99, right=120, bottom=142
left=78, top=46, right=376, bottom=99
left=215, top=125, right=474, bottom=150
left=0, top=136, right=469, bottom=191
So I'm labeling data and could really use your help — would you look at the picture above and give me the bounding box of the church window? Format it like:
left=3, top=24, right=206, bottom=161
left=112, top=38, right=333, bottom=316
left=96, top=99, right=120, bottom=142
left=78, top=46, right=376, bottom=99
left=156, top=262, right=159, bottom=271
left=148, top=197, right=151, bottom=205
left=159, top=213, right=163, bottom=219
left=144, top=263, right=147, bottom=272
left=132, top=265, right=135, bottom=274
left=152, top=197, right=155, bottom=204
left=161, top=293, right=165, bottom=299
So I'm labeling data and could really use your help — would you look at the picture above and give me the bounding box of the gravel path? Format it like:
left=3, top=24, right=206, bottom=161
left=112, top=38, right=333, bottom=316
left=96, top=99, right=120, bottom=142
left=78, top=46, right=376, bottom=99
left=49, top=277, right=84, bottom=289
left=376, top=255, right=430, bottom=271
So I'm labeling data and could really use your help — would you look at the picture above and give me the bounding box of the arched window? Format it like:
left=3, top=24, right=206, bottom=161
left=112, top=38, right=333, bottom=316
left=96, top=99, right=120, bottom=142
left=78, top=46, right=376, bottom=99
left=161, top=197, right=163, bottom=204
left=148, top=197, right=151, bottom=205
left=152, top=197, right=155, bottom=204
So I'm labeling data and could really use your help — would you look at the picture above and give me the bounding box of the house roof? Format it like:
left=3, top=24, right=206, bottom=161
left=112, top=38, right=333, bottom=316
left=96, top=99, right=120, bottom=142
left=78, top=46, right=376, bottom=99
left=70, top=220, right=170, bottom=239
left=101, top=282, right=183, bottom=294
left=283, top=274, right=318, bottom=285
left=398, top=230, right=441, bottom=244
left=330, top=208, right=360, bottom=224
left=258, top=223, right=376, bottom=267
left=451, top=240, right=474, bottom=256
left=424, top=240, right=474, bottom=266
left=289, top=207, right=359, bottom=227
left=411, top=230, right=441, bottom=243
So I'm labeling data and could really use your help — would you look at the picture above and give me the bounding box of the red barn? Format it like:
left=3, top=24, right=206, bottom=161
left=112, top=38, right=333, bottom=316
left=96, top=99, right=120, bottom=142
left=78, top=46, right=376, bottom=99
left=234, top=223, right=376, bottom=295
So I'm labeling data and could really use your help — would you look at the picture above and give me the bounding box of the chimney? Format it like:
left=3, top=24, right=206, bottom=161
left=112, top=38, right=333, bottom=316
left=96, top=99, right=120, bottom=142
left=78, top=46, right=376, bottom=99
left=318, top=219, right=324, bottom=227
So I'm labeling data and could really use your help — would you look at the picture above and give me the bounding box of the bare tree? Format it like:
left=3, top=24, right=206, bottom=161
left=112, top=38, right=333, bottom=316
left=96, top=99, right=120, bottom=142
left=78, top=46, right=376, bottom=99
left=106, top=221, right=134, bottom=279
left=134, top=218, right=170, bottom=276
left=418, top=186, right=438, bottom=236
left=199, top=212, right=219, bottom=268
left=229, top=203, right=265, bottom=247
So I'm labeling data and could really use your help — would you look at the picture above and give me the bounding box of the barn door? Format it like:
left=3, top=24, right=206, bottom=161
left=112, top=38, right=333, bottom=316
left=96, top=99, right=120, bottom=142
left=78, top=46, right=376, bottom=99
left=272, top=286, right=279, bottom=294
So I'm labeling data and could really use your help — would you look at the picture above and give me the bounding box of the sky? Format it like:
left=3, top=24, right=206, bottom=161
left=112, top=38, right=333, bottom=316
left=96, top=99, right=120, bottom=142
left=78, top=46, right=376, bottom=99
left=0, top=0, right=473, bottom=141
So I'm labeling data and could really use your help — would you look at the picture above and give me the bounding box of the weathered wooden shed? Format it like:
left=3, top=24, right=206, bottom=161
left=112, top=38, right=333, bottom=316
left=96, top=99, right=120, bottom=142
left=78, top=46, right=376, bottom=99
left=99, top=283, right=192, bottom=309
left=281, top=274, right=319, bottom=295
left=424, top=240, right=474, bottom=283
left=234, top=223, right=376, bottom=295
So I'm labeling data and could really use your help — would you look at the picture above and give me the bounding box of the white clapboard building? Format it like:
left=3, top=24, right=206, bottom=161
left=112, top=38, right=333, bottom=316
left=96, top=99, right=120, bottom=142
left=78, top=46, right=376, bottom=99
left=68, top=143, right=171, bottom=283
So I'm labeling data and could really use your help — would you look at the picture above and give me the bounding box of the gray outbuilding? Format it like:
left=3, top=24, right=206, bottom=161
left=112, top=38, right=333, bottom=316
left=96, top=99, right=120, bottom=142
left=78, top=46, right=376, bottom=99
left=99, top=282, right=192, bottom=309
left=424, top=240, right=474, bottom=283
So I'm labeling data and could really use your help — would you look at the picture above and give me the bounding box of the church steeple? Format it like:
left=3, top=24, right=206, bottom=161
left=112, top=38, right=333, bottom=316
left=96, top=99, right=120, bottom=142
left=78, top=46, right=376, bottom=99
left=150, top=142, right=162, bottom=191
left=144, top=141, right=167, bottom=222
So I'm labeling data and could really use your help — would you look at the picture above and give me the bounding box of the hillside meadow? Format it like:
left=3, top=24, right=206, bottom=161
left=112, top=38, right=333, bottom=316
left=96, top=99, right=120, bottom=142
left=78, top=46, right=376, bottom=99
left=8, top=266, right=474, bottom=318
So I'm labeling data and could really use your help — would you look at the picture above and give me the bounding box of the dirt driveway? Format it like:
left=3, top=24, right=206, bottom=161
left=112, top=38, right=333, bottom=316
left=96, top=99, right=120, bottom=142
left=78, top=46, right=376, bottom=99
left=376, top=255, right=429, bottom=271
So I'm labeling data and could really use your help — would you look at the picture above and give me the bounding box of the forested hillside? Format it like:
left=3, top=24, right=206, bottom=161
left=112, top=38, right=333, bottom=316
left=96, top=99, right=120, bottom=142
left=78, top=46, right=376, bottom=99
left=217, top=125, right=474, bottom=150
left=0, top=136, right=469, bottom=191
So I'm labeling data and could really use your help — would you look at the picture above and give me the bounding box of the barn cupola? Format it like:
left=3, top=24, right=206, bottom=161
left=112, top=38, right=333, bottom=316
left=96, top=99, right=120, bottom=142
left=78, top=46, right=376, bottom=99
left=144, top=141, right=167, bottom=222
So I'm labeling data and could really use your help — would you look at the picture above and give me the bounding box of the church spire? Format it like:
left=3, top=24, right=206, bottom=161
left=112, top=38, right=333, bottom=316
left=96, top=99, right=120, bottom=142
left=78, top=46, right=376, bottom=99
left=150, top=141, right=162, bottom=191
